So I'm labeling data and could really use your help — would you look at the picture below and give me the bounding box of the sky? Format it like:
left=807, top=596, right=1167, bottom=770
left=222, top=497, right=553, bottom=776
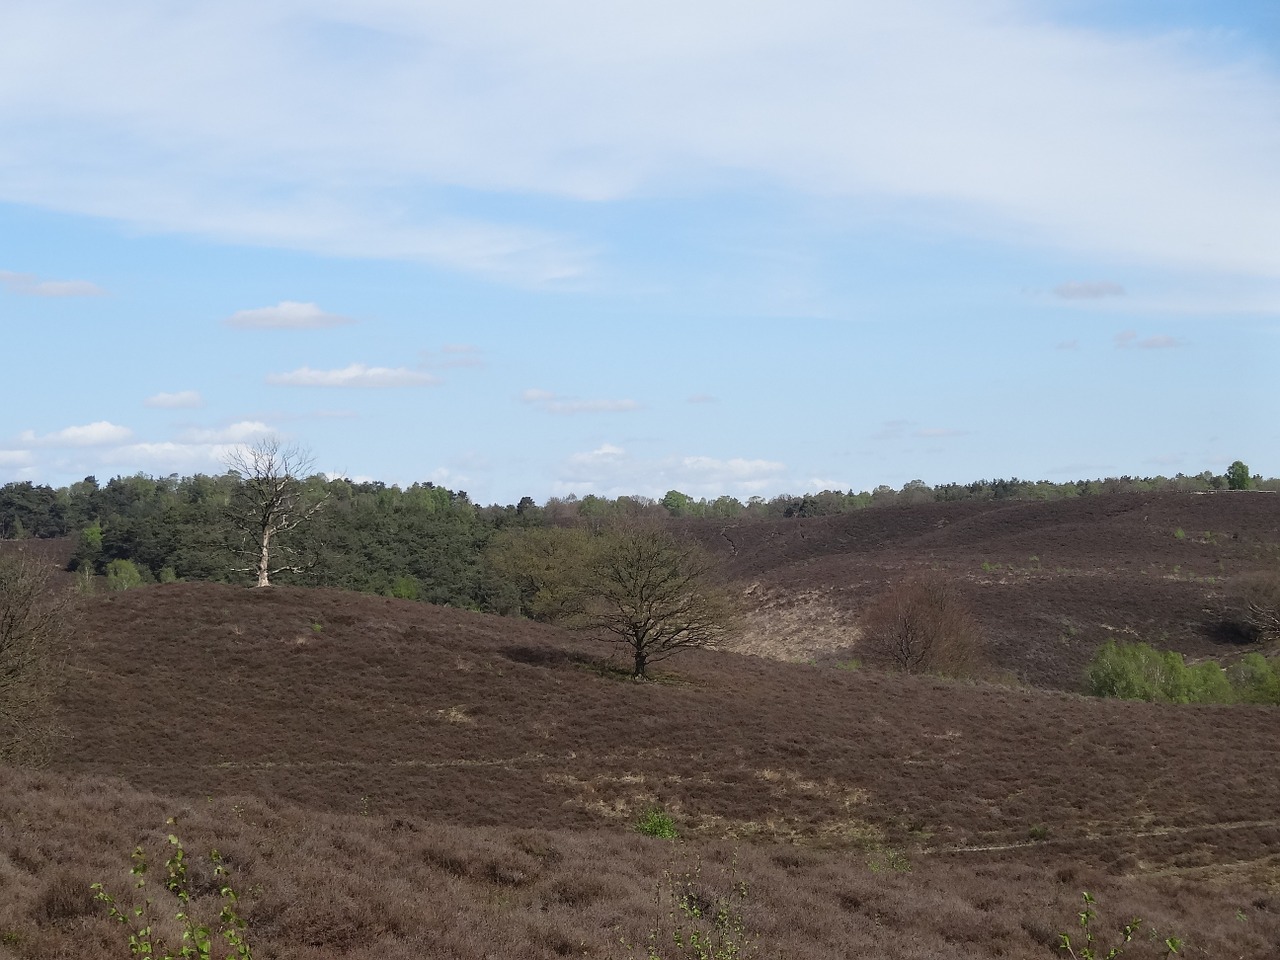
left=1, top=0, right=1277, bottom=506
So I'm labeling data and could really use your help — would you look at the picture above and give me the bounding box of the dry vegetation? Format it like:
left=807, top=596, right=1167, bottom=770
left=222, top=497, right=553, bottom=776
left=3, top=490, right=1280, bottom=957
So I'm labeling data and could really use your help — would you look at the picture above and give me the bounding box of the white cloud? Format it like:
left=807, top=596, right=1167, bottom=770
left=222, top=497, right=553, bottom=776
left=556, top=444, right=787, bottom=497
left=102, top=441, right=245, bottom=472
left=1053, top=281, right=1125, bottom=300
left=266, top=363, right=438, bottom=387
left=522, top=388, right=639, bottom=414
left=0, top=450, right=33, bottom=467
left=144, top=390, right=204, bottom=409
left=226, top=301, right=353, bottom=329
left=178, top=420, right=275, bottom=443
left=18, top=421, right=132, bottom=447
left=569, top=443, right=627, bottom=464
left=677, top=455, right=786, bottom=481
left=2, top=2, right=1278, bottom=280
left=0, top=269, right=104, bottom=297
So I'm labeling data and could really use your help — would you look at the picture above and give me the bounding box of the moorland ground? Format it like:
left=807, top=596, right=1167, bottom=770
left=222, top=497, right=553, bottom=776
left=2, top=490, right=1279, bottom=958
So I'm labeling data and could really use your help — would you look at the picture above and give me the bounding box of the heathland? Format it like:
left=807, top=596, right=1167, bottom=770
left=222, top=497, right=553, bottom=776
left=2, top=485, right=1279, bottom=958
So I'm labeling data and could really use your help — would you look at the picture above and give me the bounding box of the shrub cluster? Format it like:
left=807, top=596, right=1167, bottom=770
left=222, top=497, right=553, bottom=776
left=1222, top=571, right=1280, bottom=643
left=1087, top=641, right=1280, bottom=705
left=860, top=573, right=986, bottom=678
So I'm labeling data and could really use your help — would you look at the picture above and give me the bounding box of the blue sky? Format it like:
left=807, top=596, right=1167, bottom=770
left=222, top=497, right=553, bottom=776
left=1, top=0, right=1277, bottom=505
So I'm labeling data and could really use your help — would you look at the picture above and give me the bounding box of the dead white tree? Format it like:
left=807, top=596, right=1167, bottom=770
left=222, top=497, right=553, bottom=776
left=225, top=438, right=326, bottom=588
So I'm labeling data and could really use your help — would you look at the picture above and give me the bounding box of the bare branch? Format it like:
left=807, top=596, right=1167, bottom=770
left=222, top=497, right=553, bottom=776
left=224, top=437, right=327, bottom=587
left=0, top=549, right=72, bottom=763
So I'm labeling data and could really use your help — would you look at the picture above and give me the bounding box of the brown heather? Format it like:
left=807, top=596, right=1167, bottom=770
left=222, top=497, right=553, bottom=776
left=2, top=490, right=1280, bottom=957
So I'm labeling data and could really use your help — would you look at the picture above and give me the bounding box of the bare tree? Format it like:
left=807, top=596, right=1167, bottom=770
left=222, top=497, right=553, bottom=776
left=0, top=549, right=71, bottom=763
left=861, top=573, right=985, bottom=677
left=225, top=438, right=326, bottom=588
left=1223, top=571, right=1280, bottom=643
left=575, top=523, right=737, bottom=680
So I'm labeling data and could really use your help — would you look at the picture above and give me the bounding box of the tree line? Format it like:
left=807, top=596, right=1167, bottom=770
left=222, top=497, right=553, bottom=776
left=0, top=460, right=1269, bottom=611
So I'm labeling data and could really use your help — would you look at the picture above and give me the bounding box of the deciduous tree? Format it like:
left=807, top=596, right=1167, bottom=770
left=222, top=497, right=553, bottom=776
left=575, top=523, right=736, bottom=680
left=1226, top=460, right=1253, bottom=491
left=225, top=438, right=326, bottom=588
left=861, top=573, right=985, bottom=677
left=0, top=549, right=71, bottom=763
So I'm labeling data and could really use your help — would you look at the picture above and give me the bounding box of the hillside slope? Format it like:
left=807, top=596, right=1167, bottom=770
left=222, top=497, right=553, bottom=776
left=1, top=581, right=1276, bottom=958
left=685, top=491, right=1280, bottom=683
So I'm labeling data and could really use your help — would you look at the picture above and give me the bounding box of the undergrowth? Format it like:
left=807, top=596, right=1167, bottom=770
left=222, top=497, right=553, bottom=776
left=624, top=851, right=756, bottom=960
left=92, top=820, right=254, bottom=960
left=1059, top=891, right=1182, bottom=960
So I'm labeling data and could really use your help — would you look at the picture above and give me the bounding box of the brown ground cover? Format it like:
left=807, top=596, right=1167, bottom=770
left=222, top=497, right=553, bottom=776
left=689, top=491, right=1280, bottom=685
left=3, top=490, right=1280, bottom=957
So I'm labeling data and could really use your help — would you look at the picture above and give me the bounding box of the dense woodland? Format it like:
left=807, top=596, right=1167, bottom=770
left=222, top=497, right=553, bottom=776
left=0, top=466, right=1272, bottom=611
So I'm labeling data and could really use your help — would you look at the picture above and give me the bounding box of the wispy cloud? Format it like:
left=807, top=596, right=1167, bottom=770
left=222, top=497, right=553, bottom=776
left=226, top=301, right=353, bottom=329
left=0, top=269, right=104, bottom=297
left=1053, top=281, right=1125, bottom=300
left=18, top=421, right=132, bottom=447
left=556, top=443, right=787, bottom=497
left=1115, top=330, right=1182, bottom=349
left=144, top=390, right=204, bottom=409
left=521, top=388, right=640, bottom=414
left=267, top=363, right=439, bottom=387
left=687, top=393, right=717, bottom=404
left=102, top=441, right=245, bottom=472
left=2, top=3, right=1278, bottom=281
left=177, top=420, right=275, bottom=443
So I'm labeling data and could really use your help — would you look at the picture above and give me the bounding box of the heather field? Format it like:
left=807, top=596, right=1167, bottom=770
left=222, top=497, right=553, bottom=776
left=3, top=491, right=1280, bottom=958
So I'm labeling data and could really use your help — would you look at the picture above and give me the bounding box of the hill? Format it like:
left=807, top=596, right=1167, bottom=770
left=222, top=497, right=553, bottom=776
left=3, top=578, right=1279, bottom=957
left=689, top=490, right=1280, bottom=685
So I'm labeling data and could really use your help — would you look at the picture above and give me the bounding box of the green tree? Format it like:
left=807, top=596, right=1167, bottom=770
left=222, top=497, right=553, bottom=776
left=1226, top=460, right=1253, bottom=491
left=105, top=558, right=144, bottom=592
left=485, top=526, right=594, bottom=621
left=661, top=490, right=696, bottom=517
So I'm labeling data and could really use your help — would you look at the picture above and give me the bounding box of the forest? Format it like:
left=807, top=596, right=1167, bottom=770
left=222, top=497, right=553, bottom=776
left=0, top=462, right=1269, bottom=612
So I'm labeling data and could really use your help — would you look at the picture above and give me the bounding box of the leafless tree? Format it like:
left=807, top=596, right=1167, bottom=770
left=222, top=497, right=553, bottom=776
left=861, top=573, right=985, bottom=677
left=574, top=523, right=737, bottom=679
left=1224, top=571, right=1280, bottom=643
left=225, top=438, right=326, bottom=588
left=0, top=549, right=71, bottom=763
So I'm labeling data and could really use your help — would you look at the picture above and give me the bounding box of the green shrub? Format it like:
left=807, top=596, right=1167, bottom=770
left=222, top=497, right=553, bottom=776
left=1087, top=640, right=1280, bottom=705
left=105, top=558, right=144, bottom=592
left=387, top=575, right=421, bottom=600
left=1227, top=653, right=1280, bottom=705
left=636, top=806, right=679, bottom=840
